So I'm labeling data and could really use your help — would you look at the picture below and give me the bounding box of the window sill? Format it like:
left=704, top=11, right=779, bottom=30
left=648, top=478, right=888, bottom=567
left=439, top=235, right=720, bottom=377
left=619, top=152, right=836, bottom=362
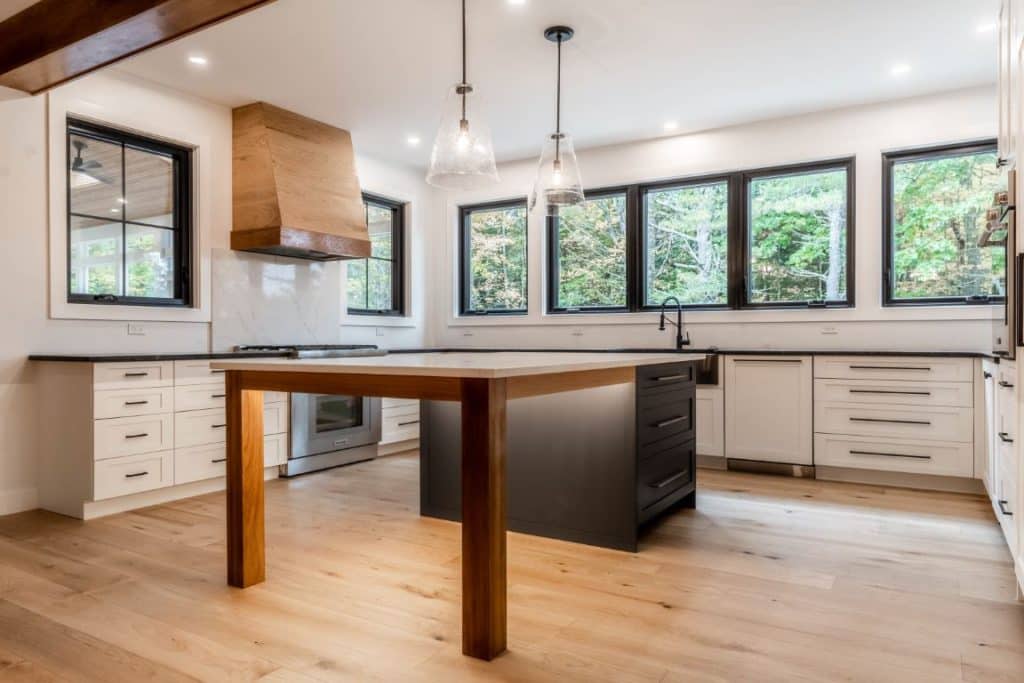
left=341, top=315, right=417, bottom=329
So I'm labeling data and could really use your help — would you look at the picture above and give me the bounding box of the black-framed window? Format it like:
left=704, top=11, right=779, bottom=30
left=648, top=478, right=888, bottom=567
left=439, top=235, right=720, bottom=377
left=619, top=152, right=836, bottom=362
left=459, top=199, right=528, bottom=315
left=883, top=140, right=1004, bottom=306
left=67, top=118, right=192, bottom=307
left=548, top=188, right=631, bottom=312
left=346, top=193, right=405, bottom=315
left=742, top=158, right=855, bottom=308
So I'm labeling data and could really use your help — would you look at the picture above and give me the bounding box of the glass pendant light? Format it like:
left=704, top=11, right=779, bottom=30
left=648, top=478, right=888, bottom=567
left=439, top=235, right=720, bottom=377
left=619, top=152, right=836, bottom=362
left=530, top=26, right=584, bottom=216
left=425, top=0, right=499, bottom=189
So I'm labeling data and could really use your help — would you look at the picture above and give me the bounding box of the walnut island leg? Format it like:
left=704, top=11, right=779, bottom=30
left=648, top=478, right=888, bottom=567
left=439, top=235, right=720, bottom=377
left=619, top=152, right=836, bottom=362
left=460, top=377, right=508, bottom=660
left=225, top=371, right=266, bottom=588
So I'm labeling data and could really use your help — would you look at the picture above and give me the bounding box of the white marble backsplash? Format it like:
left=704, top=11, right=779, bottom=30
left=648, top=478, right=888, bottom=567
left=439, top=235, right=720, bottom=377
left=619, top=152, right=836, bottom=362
left=211, top=249, right=342, bottom=351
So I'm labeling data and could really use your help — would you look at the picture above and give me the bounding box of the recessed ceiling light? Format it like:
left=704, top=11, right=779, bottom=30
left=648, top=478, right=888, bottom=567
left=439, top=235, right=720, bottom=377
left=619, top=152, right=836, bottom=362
left=406, top=135, right=421, bottom=147
left=890, top=63, right=911, bottom=77
left=977, top=21, right=998, bottom=34
left=188, top=55, right=209, bottom=66
left=663, top=121, right=679, bottom=132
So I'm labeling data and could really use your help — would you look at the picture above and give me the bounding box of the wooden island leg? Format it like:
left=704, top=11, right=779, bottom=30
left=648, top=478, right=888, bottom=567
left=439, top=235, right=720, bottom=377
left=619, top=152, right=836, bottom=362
left=225, top=371, right=266, bottom=588
left=460, top=377, right=508, bottom=661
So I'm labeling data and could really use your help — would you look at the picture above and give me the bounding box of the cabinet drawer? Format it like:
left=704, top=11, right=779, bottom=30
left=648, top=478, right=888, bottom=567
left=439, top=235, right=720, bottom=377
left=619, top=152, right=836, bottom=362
left=814, top=434, right=974, bottom=477
left=383, top=403, right=419, bottom=420
left=94, top=413, right=174, bottom=460
left=637, top=392, right=694, bottom=447
left=814, top=402, right=973, bottom=443
left=174, top=384, right=228, bottom=412
left=636, top=362, right=695, bottom=396
left=638, top=436, right=694, bottom=511
left=264, top=402, right=288, bottom=435
left=175, top=434, right=287, bottom=485
left=94, top=387, right=174, bottom=419
left=382, top=397, right=418, bottom=410
left=93, top=450, right=173, bottom=501
left=264, top=432, right=288, bottom=466
left=175, top=406, right=286, bottom=447
left=814, top=356, right=972, bottom=383
left=173, top=360, right=227, bottom=386
left=93, top=361, right=173, bottom=390
left=382, top=408, right=420, bottom=444
left=813, top=378, right=972, bottom=408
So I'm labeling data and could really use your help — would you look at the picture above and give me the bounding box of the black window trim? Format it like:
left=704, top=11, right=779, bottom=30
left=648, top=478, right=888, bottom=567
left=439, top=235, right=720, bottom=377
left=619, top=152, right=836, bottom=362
left=347, top=191, right=406, bottom=317
left=67, top=117, right=193, bottom=308
left=459, top=197, right=530, bottom=316
left=881, top=138, right=1002, bottom=307
left=739, top=156, right=857, bottom=310
left=547, top=185, right=636, bottom=314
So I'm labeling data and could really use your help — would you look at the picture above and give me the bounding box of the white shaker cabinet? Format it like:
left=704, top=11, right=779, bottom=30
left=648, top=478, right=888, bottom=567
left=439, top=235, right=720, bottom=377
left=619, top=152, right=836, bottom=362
left=724, top=356, right=813, bottom=466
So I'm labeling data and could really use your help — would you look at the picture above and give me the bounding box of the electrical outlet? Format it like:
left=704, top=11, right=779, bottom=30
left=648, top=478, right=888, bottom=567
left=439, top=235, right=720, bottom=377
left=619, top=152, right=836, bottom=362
left=571, top=328, right=584, bottom=337
left=375, top=327, right=385, bottom=337
left=127, top=322, right=146, bottom=336
left=820, top=326, right=838, bottom=336
left=463, top=330, right=474, bottom=337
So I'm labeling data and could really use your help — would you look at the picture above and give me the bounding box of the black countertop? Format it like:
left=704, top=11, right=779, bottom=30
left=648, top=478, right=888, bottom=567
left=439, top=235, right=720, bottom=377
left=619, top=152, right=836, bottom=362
left=28, top=351, right=291, bottom=363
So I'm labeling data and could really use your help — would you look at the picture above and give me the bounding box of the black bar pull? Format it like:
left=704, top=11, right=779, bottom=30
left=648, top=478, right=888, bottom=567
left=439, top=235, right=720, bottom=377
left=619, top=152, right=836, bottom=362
left=123, top=371, right=149, bottom=377
left=211, top=423, right=227, bottom=429
left=123, top=400, right=150, bottom=406
left=211, top=458, right=227, bottom=464
left=211, top=394, right=226, bottom=399
left=654, top=415, right=687, bottom=429
left=124, top=432, right=149, bottom=439
left=983, top=371, right=993, bottom=379
left=848, top=389, right=931, bottom=396
left=397, top=420, right=420, bottom=427
left=998, top=500, right=1014, bottom=517
left=124, top=471, right=148, bottom=478
left=849, top=417, right=931, bottom=426
left=849, top=449, right=931, bottom=460
left=999, top=380, right=1015, bottom=388
left=652, top=374, right=688, bottom=382
left=210, top=369, right=227, bottom=374
left=999, top=432, right=1014, bottom=444
left=652, top=470, right=689, bottom=489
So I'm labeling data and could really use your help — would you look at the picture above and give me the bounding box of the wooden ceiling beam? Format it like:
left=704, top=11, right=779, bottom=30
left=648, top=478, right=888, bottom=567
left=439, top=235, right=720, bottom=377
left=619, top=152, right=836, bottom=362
left=0, top=0, right=276, bottom=95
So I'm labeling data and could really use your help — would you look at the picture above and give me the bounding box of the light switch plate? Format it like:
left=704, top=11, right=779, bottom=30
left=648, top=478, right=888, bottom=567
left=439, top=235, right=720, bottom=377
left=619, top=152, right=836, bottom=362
left=127, top=323, right=146, bottom=336
left=820, top=326, right=838, bottom=336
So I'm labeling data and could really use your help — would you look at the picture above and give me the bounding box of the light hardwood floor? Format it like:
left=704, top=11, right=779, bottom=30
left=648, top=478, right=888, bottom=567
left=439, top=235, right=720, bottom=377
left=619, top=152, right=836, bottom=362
left=0, top=455, right=1021, bottom=682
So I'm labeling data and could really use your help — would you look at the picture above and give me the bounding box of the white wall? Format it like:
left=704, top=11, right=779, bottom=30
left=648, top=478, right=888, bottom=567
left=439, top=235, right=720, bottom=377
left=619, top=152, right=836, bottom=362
left=429, top=86, right=999, bottom=352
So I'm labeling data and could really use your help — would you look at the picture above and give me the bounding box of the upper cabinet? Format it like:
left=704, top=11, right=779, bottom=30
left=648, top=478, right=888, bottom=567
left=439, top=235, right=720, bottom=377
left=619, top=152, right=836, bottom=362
left=999, top=0, right=1024, bottom=167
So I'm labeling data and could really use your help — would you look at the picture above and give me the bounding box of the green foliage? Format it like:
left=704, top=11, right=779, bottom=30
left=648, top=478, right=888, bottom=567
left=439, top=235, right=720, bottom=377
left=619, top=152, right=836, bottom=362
left=347, top=209, right=395, bottom=311
left=556, top=194, right=627, bottom=308
left=467, top=206, right=527, bottom=311
left=892, top=151, right=1003, bottom=299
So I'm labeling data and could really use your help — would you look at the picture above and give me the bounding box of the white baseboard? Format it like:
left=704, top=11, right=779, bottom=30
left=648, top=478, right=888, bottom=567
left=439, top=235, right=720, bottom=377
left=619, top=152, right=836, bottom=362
left=378, top=439, right=418, bottom=457
left=816, top=466, right=985, bottom=495
left=0, top=486, right=39, bottom=516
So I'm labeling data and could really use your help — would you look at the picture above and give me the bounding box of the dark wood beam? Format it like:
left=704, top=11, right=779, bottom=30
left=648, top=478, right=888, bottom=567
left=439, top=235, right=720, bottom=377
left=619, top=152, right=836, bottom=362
left=0, top=0, right=276, bottom=95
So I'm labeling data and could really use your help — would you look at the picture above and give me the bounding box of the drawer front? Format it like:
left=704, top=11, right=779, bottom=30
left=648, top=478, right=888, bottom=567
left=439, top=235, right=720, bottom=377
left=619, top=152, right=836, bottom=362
left=175, top=408, right=229, bottom=448
left=383, top=403, right=419, bottom=420
left=94, top=413, right=174, bottom=460
left=93, top=361, right=173, bottom=390
left=93, top=451, right=173, bottom=501
left=382, top=397, right=418, bottom=411
left=173, top=360, right=227, bottom=386
left=264, top=402, right=288, bottom=435
left=814, top=356, right=972, bottom=383
left=637, top=391, right=695, bottom=447
left=264, top=432, right=288, bottom=466
left=638, top=436, right=695, bottom=511
left=174, top=443, right=228, bottom=485
left=814, top=402, right=973, bottom=443
left=94, top=387, right=174, bottom=419
left=636, top=362, right=695, bottom=396
left=813, top=378, right=972, bottom=408
left=382, top=408, right=420, bottom=444
left=265, top=391, right=288, bottom=404
left=814, top=434, right=974, bottom=477
left=174, top=385, right=228, bottom=412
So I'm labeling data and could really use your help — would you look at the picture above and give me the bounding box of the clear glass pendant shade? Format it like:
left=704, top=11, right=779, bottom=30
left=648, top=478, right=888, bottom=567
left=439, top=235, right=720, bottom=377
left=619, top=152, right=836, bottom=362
left=529, top=132, right=584, bottom=215
left=425, top=83, right=500, bottom=190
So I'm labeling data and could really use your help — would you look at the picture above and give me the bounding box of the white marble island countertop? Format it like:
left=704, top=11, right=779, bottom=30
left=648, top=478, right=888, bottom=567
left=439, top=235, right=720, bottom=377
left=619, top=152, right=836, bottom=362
left=210, top=351, right=706, bottom=379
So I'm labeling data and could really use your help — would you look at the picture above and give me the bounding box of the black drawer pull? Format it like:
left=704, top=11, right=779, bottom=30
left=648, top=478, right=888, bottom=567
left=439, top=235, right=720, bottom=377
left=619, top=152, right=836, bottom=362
left=733, top=359, right=803, bottom=364
left=999, top=380, right=1015, bottom=388
left=848, top=365, right=930, bottom=371
left=999, top=432, right=1014, bottom=444
left=211, top=423, right=227, bottom=429
left=849, top=449, right=931, bottom=460
left=998, top=500, right=1014, bottom=516
left=211, top=394, right=226, bottom=399
left=848, top=389, right=931, bottom=396
left=124, top=432, right=149, bottom=439
left=849, top=417, right=930, bottom=426
left=211, top=457, right=227, bottom=464
left=123, top=372, right=149, bottom=377
left=397, top=420, right=420, bottom=427
left=654, top=415, right=687, bottom=429
left=651, top=374, right=688, bottom=382
left=983, top=371, right=993, bottom=379
left=123, top=400, right=149, bottom=406
left=124, top=471, right=149, bottom=478
left=210, top=369, right=226, bottom=374
left=651, top=470, right=689, bottom=489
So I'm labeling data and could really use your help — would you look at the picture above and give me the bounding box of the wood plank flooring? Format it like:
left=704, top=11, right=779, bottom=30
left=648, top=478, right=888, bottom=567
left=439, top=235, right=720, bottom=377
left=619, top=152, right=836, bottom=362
left=0, top=455, right=1021, bottom=682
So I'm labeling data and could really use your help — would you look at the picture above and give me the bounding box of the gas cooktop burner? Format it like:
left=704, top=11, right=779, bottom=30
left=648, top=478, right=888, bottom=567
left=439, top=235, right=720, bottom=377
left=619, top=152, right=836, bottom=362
left=234, top=344, right=385, bottom=360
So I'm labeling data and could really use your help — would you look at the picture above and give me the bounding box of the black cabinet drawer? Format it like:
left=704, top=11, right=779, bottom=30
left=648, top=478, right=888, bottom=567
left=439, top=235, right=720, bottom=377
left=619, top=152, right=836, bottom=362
left=638, top=437, right=695, bottom=511
left=637, top=391, right=694, bottom=447
left=636, top=362, right=694, bottom=396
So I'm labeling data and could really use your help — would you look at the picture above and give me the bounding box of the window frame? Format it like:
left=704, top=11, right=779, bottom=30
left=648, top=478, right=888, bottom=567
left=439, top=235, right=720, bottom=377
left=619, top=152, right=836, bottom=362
left=740, top=157, right=856, bottom=310
left=881, top=139, right=1001, bottom=307
left=346, top=192, right=406, bottom=317
left=459, top=197, right=530, bottom=316
left=66, top=117, right=193, bottom=308
left=547, top=185, right=636, bottom=314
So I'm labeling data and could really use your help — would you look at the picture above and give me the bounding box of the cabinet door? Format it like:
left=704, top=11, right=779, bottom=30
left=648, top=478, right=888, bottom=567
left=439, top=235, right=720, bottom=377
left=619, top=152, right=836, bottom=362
left=1000, top=1, right=1014, bottom=164
left=983, top=360, right=999, bottom=495
left=725, top=356, right=813, bottom=465
left=695, top=388, right=724, bottom=458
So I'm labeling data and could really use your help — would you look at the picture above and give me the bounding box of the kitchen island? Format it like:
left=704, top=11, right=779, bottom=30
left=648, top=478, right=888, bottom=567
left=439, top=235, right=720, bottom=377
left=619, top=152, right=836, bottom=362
left=210, top=351, right=703, bottom=661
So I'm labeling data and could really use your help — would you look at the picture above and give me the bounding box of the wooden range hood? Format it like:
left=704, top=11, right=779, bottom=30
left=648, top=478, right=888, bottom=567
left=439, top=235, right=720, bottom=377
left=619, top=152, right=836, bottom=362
left=231, top=102, right=371, bottom=261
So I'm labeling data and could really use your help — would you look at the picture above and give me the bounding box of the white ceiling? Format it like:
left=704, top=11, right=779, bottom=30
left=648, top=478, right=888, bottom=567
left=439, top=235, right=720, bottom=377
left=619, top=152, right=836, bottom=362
left=116, top=0, right=1000, bottom=168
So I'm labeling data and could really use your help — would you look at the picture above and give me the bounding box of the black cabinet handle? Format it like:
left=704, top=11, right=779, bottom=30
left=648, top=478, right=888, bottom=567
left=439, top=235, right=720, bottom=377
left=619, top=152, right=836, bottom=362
left=849, top=417, right=931, bottom=426
left=210, top=369, right=226, bottom=374
left=211, top=394, right=226, bottom=399
left=733, top=359, right=803, bottom=364
left=123, top=400, right=149, bottom=406
left=983, top=371, right=993, bottom=379
left=849, top=449, right=930, bottom=460
left=651, top=470, right=689, bottom=489
left=397, top=420, right=420, bottom=427
left=998, top=500, right=1014, bottom=516
left=848, top=365, right=930, bottom=372
left=652, top=374, right=688, bottom=382
left=848, top=389, right=931, bottom=396
left=999, top=432, right=1014, bottom=444
left=124, top=432, right=149, bottom=439
left=123, top=372, right=149, bottom=377
left=654, top=415, right=687, bottom=429
left=211, top=458, right=227, bottom=464
left=211, top=423, right=227, bottom=429
left=124, top=471, right=148, bottom=478
left=999, top=381, right=1015, bottom=388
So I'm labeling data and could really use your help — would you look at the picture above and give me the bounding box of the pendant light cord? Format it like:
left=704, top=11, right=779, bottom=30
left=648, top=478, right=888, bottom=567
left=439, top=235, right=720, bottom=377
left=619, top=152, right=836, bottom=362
left=554, top=33, right=563, bottom=164
left=460, top=0, right=467, bottom=124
